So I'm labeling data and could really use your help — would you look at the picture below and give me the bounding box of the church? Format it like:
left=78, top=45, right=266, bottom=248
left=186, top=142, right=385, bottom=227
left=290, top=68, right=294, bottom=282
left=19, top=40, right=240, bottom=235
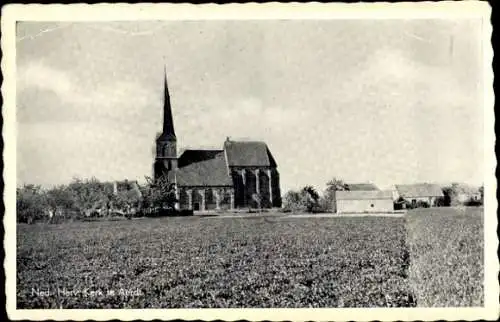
left=153, top=71, right=282, bottom=211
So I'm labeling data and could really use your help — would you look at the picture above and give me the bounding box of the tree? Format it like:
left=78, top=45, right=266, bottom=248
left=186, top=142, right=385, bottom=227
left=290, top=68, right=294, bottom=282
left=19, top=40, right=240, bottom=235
left=67, top=177, right=112, bottom=215
left=441, top=186, right=454, bottom=207
left=283, top=190, right=303, bottom=212
left=283, top=186, right=322, bottom=213
left=16, top=185, right=47, bottom=224
left=45, top=185, right=77, bottom=221
left=141, top=175, right=178, bottom=214
left=300, top=186, right=320, bottom=213
left=324, top=177, right=349, bottom=213
left=441, top=183, right=473, bottom=207
left=112, top=188, right=142, bottom=218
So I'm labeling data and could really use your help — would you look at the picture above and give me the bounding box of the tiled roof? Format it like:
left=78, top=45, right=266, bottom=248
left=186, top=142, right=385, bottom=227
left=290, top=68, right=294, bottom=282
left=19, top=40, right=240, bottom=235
left=224, top=140, right=275, bottom=167
left=175, top=150, right=232, bottom=187
left=395, top=183, right=444, bottom=198
left=336, top=190, right=394, bottom=200
left=178, top=149, right=224, bottom=168
left=346, top=183, right=379, bottom=191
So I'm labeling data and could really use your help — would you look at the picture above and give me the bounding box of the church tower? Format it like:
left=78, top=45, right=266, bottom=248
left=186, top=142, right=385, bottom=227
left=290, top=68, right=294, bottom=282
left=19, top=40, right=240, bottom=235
left=154, top=68, right=177, bottom=180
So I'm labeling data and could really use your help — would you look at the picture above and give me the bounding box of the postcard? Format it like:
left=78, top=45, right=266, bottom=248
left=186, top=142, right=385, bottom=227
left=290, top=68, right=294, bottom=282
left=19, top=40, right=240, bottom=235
left=2, top=2, right=497, bottom=321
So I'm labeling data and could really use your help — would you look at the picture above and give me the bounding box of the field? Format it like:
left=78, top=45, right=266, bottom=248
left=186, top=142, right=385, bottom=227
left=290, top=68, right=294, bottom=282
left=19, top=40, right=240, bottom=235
left=406, top=207, right=484, bottom=307
left=16, top=208, right=483, bottom=308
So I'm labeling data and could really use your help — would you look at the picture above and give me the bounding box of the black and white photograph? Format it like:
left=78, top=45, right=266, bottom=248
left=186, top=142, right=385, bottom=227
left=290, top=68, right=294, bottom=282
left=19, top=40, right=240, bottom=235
left=2, top=2, right=497, bottom=321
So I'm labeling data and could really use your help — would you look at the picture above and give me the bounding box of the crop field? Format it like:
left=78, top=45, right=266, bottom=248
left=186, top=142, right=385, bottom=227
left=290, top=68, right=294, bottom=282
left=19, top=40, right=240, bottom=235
left=17, top=215, right=415, bottom=308
left=17, top=207, right=483, bottom=309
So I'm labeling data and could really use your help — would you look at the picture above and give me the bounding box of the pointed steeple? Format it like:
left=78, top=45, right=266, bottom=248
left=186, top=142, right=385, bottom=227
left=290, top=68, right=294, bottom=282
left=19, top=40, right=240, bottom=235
left=161, top=65, right=176, bottom=140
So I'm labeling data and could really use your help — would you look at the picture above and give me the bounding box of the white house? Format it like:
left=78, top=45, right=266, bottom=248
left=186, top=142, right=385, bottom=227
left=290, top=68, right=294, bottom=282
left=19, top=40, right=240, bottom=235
left=335, top=190, right=394, bottom=213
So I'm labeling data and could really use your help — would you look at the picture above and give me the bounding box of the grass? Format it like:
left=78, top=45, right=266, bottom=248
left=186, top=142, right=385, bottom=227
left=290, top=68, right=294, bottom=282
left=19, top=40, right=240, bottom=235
left=17, top=215, right=414, bottom=308
left=406, top=207, right=484, bottom=307
left=16, top=207, right=484, bottom=308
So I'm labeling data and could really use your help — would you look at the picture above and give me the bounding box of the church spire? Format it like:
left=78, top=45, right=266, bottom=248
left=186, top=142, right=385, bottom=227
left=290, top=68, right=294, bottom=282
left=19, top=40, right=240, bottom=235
left=162, top=66, right=176, bottom=139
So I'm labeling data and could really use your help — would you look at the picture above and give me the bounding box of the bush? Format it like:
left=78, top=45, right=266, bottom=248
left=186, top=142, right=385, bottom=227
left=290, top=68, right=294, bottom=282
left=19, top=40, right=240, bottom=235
left=416, top=200, right=430, bottom=208
left=67, top=177, right=113, bottom=215
left=282, top=186, right=321, bottom=213
left=141, top=208, right=193, bottom=217
left=434, top=196, right=448, bottom=207
left=393, top=197, right=406, bottom=210
left=464, top=199, right=482, bottom=207
left=282, top=190, right=304, bottom=212
left=140, top=176, right=177, bottom=212
left=16, top=185, right=48, bottom=224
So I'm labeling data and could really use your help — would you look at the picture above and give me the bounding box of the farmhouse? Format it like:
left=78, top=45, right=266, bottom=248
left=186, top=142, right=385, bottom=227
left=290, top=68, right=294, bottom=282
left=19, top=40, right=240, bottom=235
left=395, top=183, right=444, bottom=207
left=153, top=70, right=282, bottom=211
left=335, top=190, right=394, bottom=213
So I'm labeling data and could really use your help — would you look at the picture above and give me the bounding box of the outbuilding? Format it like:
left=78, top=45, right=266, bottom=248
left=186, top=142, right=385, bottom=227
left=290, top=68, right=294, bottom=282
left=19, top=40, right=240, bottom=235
left=335, top=190, right=394, bottom=213
left=395, top=183, right=444, bottom=207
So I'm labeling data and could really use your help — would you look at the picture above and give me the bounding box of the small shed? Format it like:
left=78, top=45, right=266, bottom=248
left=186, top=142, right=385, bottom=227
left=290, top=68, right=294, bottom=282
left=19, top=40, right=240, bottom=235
left=336, top=190, right=394, bottom=213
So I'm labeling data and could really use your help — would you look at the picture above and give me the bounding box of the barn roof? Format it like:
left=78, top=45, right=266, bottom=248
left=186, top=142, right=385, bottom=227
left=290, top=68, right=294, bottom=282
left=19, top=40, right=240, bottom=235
left=336, top=190, right=393, bottom=200
left=346, top=183, right=379, bottom=191
left=224, top=140, right=276, bottom=167
left=175, top=150, right=232, bottom=187
left=395, top=183, right=444, bottom=198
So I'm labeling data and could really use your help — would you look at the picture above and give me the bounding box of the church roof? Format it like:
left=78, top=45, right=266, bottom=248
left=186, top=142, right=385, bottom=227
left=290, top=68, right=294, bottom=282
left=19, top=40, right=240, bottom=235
left=156, top=68, right=176, bottom=142
left=156, top=132, right=177, bottom=141
left=175, top=150, right=232, bottom=187
left=224, top=140, right=276, bottom=167
left=178, top=149, right=223, bottom=168
left=162, top=68, right=176, bottom=138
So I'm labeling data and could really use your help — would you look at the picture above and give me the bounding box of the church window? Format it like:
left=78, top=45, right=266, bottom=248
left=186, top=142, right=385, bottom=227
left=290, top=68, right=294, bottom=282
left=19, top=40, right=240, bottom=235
left=207, top=189, right=214, bottom=204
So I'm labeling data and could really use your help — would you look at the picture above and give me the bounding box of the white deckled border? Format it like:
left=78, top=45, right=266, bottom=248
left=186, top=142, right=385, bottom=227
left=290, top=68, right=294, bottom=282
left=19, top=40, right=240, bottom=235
left=0, top=2, right=494, bottom=21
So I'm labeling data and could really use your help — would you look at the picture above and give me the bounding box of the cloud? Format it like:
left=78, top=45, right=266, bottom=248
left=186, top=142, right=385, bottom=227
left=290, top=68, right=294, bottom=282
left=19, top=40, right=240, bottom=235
left=18, top=61, right=74, bottom=99
left=343, top=48, right=474, bottom=108
left=17, top=122, right=153, bottom=186
left=17, top=61, right=158, bottom=127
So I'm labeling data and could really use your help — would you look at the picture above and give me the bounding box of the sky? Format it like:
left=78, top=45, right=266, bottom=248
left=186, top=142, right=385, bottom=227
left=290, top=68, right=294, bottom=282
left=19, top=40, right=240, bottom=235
left=16, top=19, right=485, bottom=193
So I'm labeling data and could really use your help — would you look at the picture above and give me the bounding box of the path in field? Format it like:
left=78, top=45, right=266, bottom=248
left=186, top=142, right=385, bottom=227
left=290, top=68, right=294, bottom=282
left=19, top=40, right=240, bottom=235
left=201, top=212, right=406, bottom=219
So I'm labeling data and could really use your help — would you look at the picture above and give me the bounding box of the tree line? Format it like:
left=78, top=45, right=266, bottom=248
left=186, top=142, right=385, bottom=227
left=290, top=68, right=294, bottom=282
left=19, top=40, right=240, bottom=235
left=282, top=178, right=348, bottom=213
left=282, top=178, right=484, bottom=214
left=16, top=176, right=179, bottom=224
